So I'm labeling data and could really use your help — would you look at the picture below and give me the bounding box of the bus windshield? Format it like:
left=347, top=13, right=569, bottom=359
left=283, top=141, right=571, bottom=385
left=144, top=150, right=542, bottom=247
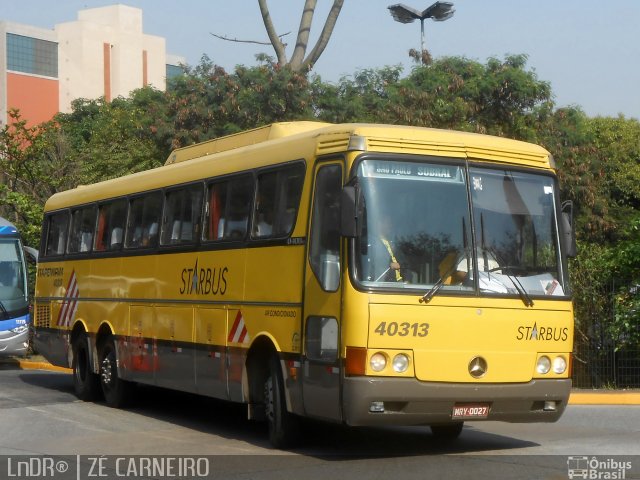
left=354, top=159, right=566, bottom=299
left=0, top=238, right=29, bottom=318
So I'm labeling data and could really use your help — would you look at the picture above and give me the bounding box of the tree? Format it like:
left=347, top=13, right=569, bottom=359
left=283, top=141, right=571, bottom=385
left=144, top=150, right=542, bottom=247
left=260, top=0, right=344, bottom=71
left=163, top=55, right=315, bottom=148
left=0, top=110, right=80, bottom=246
left=57, top=96, right=165, bottom=184
left=312, top=55, right=554, bottom=140
left=213, top=0, right=344, bottom=72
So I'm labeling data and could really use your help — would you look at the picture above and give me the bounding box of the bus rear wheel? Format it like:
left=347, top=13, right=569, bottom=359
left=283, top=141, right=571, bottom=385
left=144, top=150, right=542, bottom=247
left=72, top=332, right=100, bottom=401
left=264, top=355, right=300, bottom=448
left=430, top=422, right=464, bottom=440
left=99, top=335, right=133, bottom=408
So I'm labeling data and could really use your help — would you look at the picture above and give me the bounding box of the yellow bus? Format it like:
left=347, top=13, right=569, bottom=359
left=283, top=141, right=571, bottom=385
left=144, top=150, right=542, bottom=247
left=34, top=122, right=576, bottom=447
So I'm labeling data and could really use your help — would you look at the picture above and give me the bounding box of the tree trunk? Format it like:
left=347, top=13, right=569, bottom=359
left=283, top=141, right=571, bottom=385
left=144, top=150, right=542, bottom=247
left=259, top=0, right=344, bottom=72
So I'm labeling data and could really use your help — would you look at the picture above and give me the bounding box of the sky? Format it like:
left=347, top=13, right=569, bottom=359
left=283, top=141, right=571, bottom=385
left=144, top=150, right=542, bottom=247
left=2, top=0, right=639, bottom=119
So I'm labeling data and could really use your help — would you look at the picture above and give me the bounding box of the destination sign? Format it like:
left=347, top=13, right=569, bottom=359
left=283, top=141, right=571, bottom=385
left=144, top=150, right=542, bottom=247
left=360, top=160, right=464, bottom=183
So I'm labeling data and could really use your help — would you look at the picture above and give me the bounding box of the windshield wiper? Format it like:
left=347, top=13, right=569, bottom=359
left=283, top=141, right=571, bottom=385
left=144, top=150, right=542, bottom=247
left=0, top=300, right=8, bottom=320
left=419, top=276, right=446, bottom=304
left=419, top=248, right=468, bottom=304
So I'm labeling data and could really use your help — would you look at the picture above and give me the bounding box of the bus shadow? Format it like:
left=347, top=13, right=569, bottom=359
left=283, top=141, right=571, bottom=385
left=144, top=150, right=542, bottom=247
left=17, top=371, right=75, bottom=395
left=17, top=373, right=540, bottom=457
left=124, top=384, right=539, bottom=457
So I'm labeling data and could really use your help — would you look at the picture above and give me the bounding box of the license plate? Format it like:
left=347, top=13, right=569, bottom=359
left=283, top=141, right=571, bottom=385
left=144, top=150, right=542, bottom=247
left=452, top=403, right=490, bottom=419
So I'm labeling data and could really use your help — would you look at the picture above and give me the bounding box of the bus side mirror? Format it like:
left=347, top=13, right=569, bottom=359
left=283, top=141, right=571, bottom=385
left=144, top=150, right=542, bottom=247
left=561, top=200, right=577, bottom=258
left=340, top=186, right=357, bottom=238
left=23, top=246, right=39, bottom=263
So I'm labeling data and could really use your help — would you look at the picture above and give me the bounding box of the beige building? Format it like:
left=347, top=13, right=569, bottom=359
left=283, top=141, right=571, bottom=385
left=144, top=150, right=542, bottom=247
left=1, top=4, right=185, bottom=125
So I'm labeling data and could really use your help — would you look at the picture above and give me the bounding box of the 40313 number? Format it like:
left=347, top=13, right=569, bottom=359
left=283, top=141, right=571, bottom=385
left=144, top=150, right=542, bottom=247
left=374, top=322, right=429, bottom=337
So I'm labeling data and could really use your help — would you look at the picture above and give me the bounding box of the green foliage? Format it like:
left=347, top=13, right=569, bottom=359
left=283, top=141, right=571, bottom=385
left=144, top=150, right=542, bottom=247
left=312, top=66, right=404, bottom=123
left=164, top=55, right=314, bottom=148
left=550, top=111, right=640, bottom=350
left=57, top=95, right=165, bottom=184
left=313, top=54, right=553, bottom=141
left=569, top=242, right=616, bottom=344
left=0, top=110, right=78, bottom=247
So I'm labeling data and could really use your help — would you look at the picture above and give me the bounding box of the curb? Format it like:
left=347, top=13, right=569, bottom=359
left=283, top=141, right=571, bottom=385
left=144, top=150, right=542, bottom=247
left=3, top=358, right=640, bottom=405
left=568, top=391, right=640, bottom=406
left=16, top=360, right=72, bottom=373
left=0, top=358, right=71, bottom=373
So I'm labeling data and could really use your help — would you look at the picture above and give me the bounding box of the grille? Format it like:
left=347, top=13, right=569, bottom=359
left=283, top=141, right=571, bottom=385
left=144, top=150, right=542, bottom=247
left=35, top=304, right=51, bottom=328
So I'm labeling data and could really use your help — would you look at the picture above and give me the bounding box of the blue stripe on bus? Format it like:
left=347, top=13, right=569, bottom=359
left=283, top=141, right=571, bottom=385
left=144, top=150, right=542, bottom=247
left=0, top=226, right=18, bottom=234
left=0, top=314, right=30, bottom=330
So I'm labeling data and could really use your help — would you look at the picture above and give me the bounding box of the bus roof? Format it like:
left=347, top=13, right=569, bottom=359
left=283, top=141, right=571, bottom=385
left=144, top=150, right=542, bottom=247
left=165, top=121, right=332, bottom=165
left=44, top=122, right=552, bottom=212
left=0, top=217, right=18, bottom=236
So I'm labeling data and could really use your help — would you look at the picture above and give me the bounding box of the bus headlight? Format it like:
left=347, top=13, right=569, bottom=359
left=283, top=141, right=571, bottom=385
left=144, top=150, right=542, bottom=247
left=370, top=352, right=387, bottom=372
left=536, top=356, right=551, bottom=374
left=553, top=356, right=567, bottom=374
left=392, top=353, right=410, bottom=373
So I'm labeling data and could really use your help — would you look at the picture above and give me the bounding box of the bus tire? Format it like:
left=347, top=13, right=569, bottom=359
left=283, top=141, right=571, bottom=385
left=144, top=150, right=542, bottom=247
left=72, top=333, right=100, bottom=401
left=264, top=355, right=300, bottom=448
left=430, top=422, right=464, bottom=440
left=98, top=335, right=133, bottom=408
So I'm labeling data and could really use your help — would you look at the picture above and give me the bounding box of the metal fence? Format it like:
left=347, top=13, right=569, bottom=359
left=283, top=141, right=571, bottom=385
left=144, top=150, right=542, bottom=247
left=572, top=340, right=640, bottom=389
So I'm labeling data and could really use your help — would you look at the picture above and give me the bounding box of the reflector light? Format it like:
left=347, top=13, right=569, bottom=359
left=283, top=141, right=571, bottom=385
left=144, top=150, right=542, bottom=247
left=345, top=346, right=367, bottom=376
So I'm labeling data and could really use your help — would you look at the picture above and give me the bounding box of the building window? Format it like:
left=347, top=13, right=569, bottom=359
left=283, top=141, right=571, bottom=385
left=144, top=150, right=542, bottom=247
left=6, top=33, right=58, bottom=78
left=166, top=63, right=183, bottom=80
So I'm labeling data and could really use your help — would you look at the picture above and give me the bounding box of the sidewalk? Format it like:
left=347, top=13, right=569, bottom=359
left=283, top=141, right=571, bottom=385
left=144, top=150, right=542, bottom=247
left=2, top=355, right=640, bottom=405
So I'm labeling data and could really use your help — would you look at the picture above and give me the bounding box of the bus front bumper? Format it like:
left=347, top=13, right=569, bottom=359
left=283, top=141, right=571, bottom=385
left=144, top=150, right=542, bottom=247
left=0, top=327, right=30, bottom=355
left=342, top=377, right=571, bottom=426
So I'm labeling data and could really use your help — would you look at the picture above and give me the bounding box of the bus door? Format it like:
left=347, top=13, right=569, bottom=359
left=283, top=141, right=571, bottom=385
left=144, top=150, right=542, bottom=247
left=302, top=162, right=343, bottom=421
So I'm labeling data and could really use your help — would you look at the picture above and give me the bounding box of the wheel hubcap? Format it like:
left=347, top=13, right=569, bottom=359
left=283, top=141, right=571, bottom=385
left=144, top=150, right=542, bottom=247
left=265, top=377, right=275, bottom=422
left=101, top=356, right=113, bottom=385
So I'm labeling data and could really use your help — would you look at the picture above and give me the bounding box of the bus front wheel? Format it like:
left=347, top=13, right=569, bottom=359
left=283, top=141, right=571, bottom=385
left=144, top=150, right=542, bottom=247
left=264, top=355, right=300, bottom=448
left=99, top=335, right=133, bottom=408
left=72, top=333, right=100, bottom=401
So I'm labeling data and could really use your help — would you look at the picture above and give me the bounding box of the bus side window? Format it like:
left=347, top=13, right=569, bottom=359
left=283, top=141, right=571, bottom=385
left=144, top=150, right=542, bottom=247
left=125, top=192, right=161, bottom=249
left=309, top=164, right=342, bottom=291
left=252, top=163, right=305, bottom=239
left=95, top=199, right=126, bottom=251
left=161, top=184, right=203, bottom=246
left=68, top=206, right=96, bottom=254
left=203, top=181, right=228, bottom=241
left=203, top=175, right=253, bottom=242
left=226, top=175, right=253, bottom=240
left=44, top=212, right=70, bottom=257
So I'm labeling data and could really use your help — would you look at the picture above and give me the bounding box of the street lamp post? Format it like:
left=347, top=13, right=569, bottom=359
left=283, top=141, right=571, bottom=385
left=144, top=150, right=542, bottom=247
left=388, top=2, right=455, bottom=61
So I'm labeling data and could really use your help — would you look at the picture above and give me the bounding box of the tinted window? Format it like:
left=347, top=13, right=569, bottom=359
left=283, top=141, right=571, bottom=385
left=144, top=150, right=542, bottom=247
left=125, top=192, right=162, bottom=249
left=67, top=206, right=97, bottom=254
left=203, top=175, right=253, bottom=242
left=94, top=199, right=127, bottom=251
left=252, top=163, right=305, bottom=239
left=44, top=212, right=69, bottom=257
left=309, top=164, right=342, bottom=291
left=161, top=184, right=203, bottom=245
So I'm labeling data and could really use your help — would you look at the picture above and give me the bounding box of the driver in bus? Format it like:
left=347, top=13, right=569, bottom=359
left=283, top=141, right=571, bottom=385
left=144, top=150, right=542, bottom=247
left=367, top=213, right=404, bottom=282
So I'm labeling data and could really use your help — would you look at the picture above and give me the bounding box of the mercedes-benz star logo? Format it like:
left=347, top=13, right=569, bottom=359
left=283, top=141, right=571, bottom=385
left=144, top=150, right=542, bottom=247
left=468, top=356, right=488, bottom=378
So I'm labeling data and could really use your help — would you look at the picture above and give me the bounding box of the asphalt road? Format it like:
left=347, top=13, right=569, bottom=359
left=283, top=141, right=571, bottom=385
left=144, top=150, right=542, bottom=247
left=1, top=367, right=639, bottom=479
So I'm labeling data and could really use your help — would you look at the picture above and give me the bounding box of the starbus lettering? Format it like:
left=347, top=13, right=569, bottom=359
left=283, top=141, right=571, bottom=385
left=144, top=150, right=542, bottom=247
left=516, top=322, right=568, bottom=341
left=180, top=259, right=228, bottom=296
